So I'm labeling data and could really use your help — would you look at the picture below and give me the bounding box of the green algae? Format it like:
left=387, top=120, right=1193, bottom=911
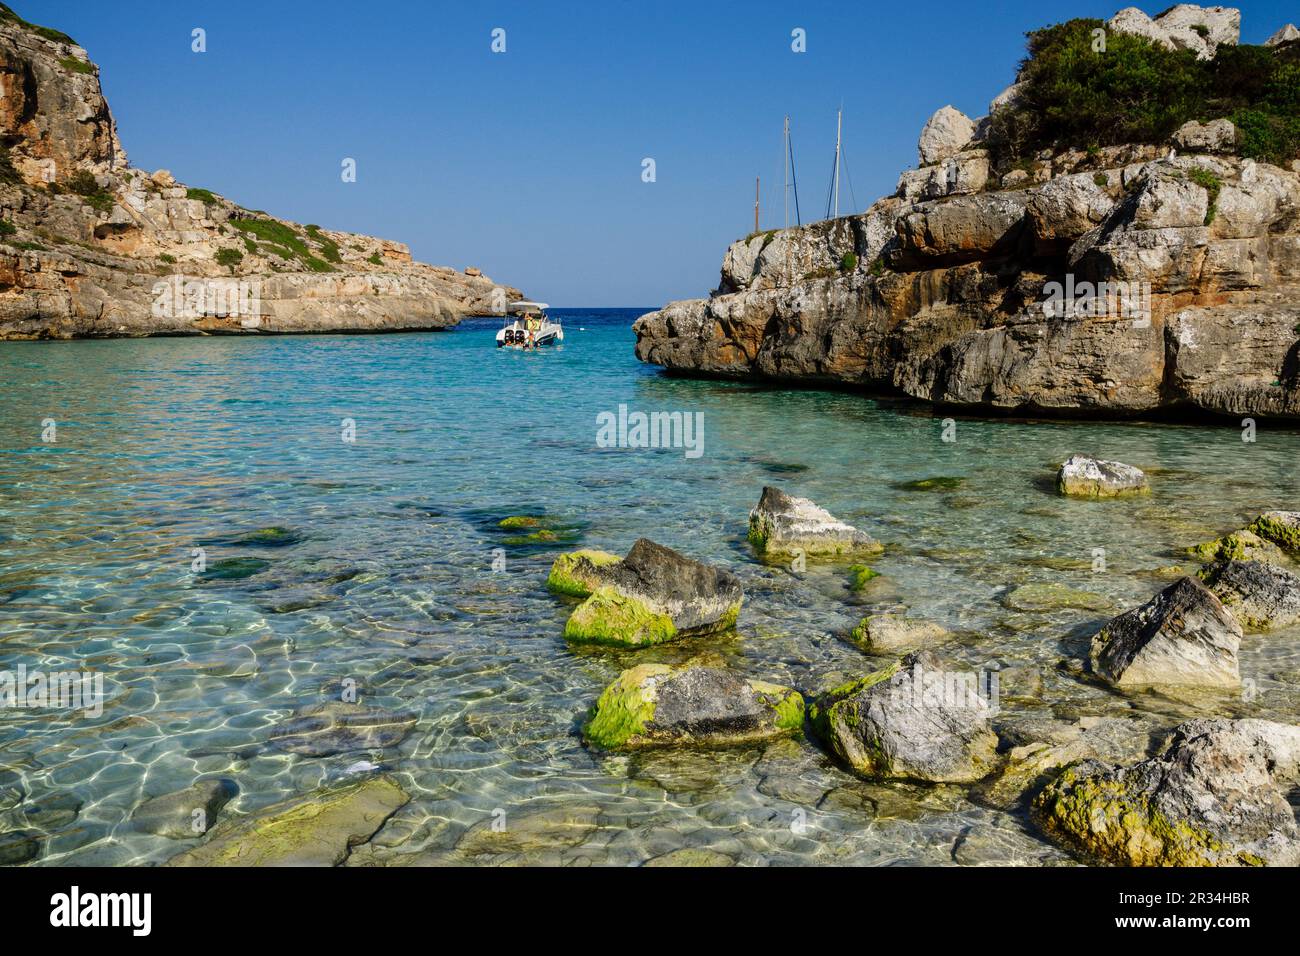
left=1032, top=766, right=1226, bottom=867
left=847, top=564, right=880, bottom=591
left=894, top=476, right=966, bottom=492
left=1249, top=514, right=1300, bottom=553
left=751, top=681, right=806, bottom=732
left=582, top=664, right=670, bottom=749
left=808, top=661, right=901, bottom=742
left=563, top=588, right=677, bottom=647
left=204, top=557, right=271, bottom=580
left=546, top=549, right=621, bottom=597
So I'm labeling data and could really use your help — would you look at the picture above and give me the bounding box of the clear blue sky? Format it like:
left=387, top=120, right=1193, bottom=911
left=21, top=0, right=1295, bottom=306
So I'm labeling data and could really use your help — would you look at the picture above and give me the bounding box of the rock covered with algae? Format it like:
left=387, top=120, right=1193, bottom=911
left=545, top=549, right=621, bottom=597
left=1056, top=455, right=1149, bottom=497
left=561, top=539, right=743, bottom=647
left=582, top=663, right=804, bottom=750
left=1033, top=718, right=1300, bottom=866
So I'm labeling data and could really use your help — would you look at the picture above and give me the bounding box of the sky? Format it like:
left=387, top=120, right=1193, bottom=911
left=21, top=0, right=1297, bottom=306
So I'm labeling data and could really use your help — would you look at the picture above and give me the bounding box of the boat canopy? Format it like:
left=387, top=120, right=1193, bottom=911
left=508, top=301, right=550, bottom=312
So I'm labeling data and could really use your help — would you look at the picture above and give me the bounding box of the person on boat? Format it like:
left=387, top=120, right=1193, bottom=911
left=525, top=313, right=538, bottom=349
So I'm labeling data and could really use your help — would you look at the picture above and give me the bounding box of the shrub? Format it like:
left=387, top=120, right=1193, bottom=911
left=0, top=219, right=16, bottom=237
left=0, top=3, right=76, bottom=45
left=1093, top=172, right=1109, bottom=187
left=185, top=187, right=218, bottom=204
left=0, top=145, right=20, bottom=185
left=367, top=252, right=382, bottom=265
left=840, top=251, right=858, bottom=272
left=988, top=17, right=1300, bottom=166
left=65, top=170, right=114, bottom=213
left=158, top=253, right=176, bottom=264
left=1186, top=167, right=1222, bottom=225
left=215, top=247, right=243, bottom=270
left=58, top=56, right=92, bottom=74
left=229, top=218, right=308, bottom=256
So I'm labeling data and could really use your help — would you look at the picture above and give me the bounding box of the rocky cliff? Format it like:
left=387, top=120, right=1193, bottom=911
left=635, top=6, right=1300, bottom=419
left=0, top=4, right=517, bottom=339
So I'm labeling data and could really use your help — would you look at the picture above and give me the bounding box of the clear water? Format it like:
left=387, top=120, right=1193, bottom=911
left=2, top=309, right=1299, bottom=866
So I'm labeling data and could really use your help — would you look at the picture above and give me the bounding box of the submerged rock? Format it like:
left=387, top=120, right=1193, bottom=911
left=1002, top=582, right=1110, bottom=613
left=1034, top=718, right=1300, bottom=866
left=166, top=776, right=409, bottom=866
left=1199, top=559, right=1300, bottom=630
left=747, top=486, right=881, bottom=560
left=267, top=701, right=419, bottom=757
left=0, top=829, right=40, bottom=865
left=1089, top=577, right=1240, bottom=688
left=562, top=539, right=743, bottom=647
left=457, top=803, right=603, bottom=858
left=808, top=650, right=998, bottom=784
left=132, top=778, right=238, bottom=839
left=582, top=664, right=803, bottom=750
left=545, top=549, right=620, bottom=597
left=1188, top=527, right=1287, bottom=564
left=1057, top=455, right=1148, bottom=498
left=848, top=613, right=951, bottom=654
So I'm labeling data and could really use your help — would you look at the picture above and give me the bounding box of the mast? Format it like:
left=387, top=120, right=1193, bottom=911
left=754, top=176, right=760, bottom=234
left=783, top=116, right=790, bottom=229
left=832, top=107, right=842, bottom=219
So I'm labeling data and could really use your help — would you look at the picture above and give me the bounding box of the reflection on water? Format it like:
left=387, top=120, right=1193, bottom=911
left=2, top=310, right=1299, bottom=865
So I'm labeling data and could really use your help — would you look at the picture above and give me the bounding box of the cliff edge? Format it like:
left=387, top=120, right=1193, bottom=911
left=0, top=4, right=518, bottom=339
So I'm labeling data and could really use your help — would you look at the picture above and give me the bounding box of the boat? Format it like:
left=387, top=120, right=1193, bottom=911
left=496, top=301, right=563, bottom=348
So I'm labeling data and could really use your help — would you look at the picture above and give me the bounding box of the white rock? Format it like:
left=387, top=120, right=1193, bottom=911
left=1107, top=7, right=1176, bottom=49
left=1265, top=23, right=1299, bottom=46
left=917, top=105, right=975, bottom=165
left=989, top=82, right=1024, bottom=114
left=1154, top=4, right=1240, bottom=59
left=1057, top=454, right=1149, bottom=497
left=1171, top=118, right=1237, bottom=153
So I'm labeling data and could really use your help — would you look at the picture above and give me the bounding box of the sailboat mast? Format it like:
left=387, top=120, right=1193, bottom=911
left=783, top=116, right=790, bottom=230
left=754, top=176, right=760, bottom=234
left=833, top=107, right=842, bottom=219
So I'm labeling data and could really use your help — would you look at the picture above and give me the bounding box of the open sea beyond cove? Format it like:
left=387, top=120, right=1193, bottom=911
left=2, top=308, right=1300, bottom=865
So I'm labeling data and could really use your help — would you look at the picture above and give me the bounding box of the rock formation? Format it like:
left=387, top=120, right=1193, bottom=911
left=634, top=5, right=1300, bottom=420
left=747, top=485, right=881, bottom=560
left=1056, top=455, right=1149, bottom=497
left=0, top=6, right=517, bottom=338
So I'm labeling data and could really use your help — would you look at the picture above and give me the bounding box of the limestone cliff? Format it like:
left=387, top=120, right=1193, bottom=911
left=634, top=6, right=1300, bottom=419
left=0, top=4, right=518, bottom=339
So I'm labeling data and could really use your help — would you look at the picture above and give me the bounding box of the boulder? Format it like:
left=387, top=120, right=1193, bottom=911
left=1172, top=119, right=1237, bottom=153
left=896, top=151, right=990, bottom=202
left=848, top=613, right=952, bottom=654
left=1249, top=511, right=1300, bottom=553
left=1154, top=4, right=1240, bottom=59
left=808, top=650, right=999, bottom=784
left=1089, top=576, right=1241, bottom=688
left=166, top=776, right=409, bottom=866
left=1199, top=559, right=1300, bottom=629
left=131, top=778, right=238, bottom=839
left=989, top=82, right=1023, bottom=114
left=267, top=701, right=419, bottom=756
left=1265, top=23, right=1299, bottom=46
left=1034, top=718, right=1300, bottom=866
left=747, top=486, right=881, bottom=559
left=917, top=105, right=975, bottom=165
left=582, top=664, right=804, bottom=750
left=1056, top=455, right=1148, bottom=497
left=562, top=538, right=743, bottom=647
left=1108, top=7, right=1177, bottom=49
left=545, top=549, right=620, bottom=597
left=1027, top=173, right=1117, bottom=251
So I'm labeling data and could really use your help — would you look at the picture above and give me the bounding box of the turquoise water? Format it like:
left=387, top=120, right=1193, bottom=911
left=2, top=308, right=1300, bottom=865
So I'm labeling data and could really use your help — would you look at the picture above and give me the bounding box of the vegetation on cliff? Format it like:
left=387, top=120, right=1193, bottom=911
left=990, top=18, right=1300, bottom=165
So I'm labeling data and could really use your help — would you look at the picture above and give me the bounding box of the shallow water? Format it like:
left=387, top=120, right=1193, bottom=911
left=2, top=309, right=1299, bottom=866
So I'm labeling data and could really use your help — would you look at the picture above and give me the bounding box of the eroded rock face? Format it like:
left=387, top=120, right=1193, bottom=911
left=634, top=149, right=1300, bottom=421
left=747, top=486, right=881, bottom=559
left=1057, top=455, right=1149, bottom=497
left=809, top=650, right=999, bottom=783
left=1089, top=576, right=1241, bottom=688
left=562, top=539, right=743, bottom=647
left=0, top=13, right=518, bottom=338
left=1199, top=559, right=1300, bottom=629
left=1172, top=119, right=1237, bottom=153
left=582, top=664, right=803, bottom=749
left=1033, top=718, right=1300, bottom=866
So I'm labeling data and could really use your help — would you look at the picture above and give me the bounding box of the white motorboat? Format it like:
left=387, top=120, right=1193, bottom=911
left=496, top=301, right=562, bottom=348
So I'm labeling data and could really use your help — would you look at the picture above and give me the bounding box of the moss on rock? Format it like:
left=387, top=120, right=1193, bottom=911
left=563, top=587, right=677, bottom=647
left=582, top=663, right=670, bottom=749
left=546, top=549, right=621, bottom=597
left=847, top=564, right=880, bottom=591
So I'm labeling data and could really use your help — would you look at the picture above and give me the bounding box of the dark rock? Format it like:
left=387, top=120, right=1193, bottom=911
left=1200, top=559, right=1300, bottom=629
left=1089, top=576, right=1240, bottom=688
